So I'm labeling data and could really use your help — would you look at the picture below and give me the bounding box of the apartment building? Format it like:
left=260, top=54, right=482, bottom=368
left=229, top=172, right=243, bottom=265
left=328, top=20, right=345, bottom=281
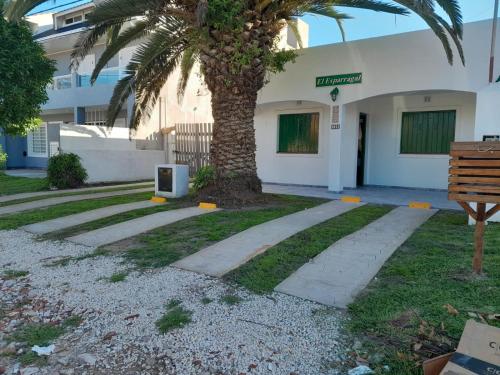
left=0, top=0, right=307, bottom=182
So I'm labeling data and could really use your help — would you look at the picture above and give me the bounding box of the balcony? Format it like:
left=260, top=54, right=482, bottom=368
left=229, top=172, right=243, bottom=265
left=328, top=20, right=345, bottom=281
left=77, top=68, right=121, bottom=88
left=44, top=68, right=121, bottom=110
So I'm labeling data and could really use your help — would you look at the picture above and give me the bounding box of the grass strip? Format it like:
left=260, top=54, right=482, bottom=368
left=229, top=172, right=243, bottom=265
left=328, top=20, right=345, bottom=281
left=108, top=195, right=327, bottom=270
left=6, top=316, right=82, bottom=366
left=225, top=204, right=393, bottom=293
left=0, top=173, right=49, bottom=196
left=156, top=304, right=192, bottom=334
left=347, top=211, right=500, bottom=375
left=0, top=191, right=157, bottom=230
left=0, top=183, right=154, bottom=207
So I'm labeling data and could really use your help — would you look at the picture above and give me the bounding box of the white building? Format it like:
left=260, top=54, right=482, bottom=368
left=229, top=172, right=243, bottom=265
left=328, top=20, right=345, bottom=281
left=255, top=19, right=499, bottom=194
left=6, top=3, right=499, bottom=222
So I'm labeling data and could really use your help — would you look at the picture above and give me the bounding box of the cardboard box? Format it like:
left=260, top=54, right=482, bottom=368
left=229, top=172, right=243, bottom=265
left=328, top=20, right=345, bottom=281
left=423, top=354, right=453, bottom=375
left=423, top=320, right=500, bottom=375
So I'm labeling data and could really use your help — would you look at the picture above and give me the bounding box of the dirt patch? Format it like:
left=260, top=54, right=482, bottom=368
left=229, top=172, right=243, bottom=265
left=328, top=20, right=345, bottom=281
left=197, top=174, right=265, bottom=208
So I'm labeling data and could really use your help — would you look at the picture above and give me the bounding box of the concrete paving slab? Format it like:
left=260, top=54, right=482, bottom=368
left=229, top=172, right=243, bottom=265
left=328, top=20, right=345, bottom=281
left=0, top=181, right=154, bottom=204
left=4, top=169, right=47, bottom=179
left=22, top=201, right=160, bottom=235
left=172, top=201, right=363, bottom=277
left=0, top=188, right=153, bottom=216
left=275, top=207, right=436, bottom=308
left=263, top=183, right=460, bottom=210
left=67, top=206, right=219, bottom=247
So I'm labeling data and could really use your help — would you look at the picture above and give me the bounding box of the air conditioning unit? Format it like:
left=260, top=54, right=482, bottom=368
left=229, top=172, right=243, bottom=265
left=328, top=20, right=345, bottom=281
left=155, top=164, right=189, bottom=198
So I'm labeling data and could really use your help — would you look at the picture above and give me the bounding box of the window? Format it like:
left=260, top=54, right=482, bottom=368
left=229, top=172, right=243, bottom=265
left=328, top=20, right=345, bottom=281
left=28, top=124, right=48, bottom=157
left=65, top=15, right=83, bottom=25
left=278, top=113, right=319, bottom=154
left=400, top=110, right=456, bottom=154
left=85, top=107, right=107, bottom=126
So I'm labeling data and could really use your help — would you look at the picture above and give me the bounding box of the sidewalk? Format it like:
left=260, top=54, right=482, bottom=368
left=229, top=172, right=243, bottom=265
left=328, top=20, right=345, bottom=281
left=263, top=184, right=459, bottom=210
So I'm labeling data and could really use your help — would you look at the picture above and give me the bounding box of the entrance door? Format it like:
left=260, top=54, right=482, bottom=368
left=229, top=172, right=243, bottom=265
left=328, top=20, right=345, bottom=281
left=357, top=113, right=367, bottom=187
left=5, top=136, right=27, bottom=168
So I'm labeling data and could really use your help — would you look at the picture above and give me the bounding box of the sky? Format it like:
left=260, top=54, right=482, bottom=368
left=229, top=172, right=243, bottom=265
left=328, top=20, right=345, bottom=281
left=31, top=0, right=497, bottom=47
left=304, top=0, right=498, bottom=46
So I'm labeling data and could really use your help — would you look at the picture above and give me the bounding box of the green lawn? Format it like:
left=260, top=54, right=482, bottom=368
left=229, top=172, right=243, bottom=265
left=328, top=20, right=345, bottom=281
left=102, top=195, right=327, bottom=269
left=226, top=204, right=393, bottom=293
left=0, top=191, right=159, bottom=230
left=0, top=172, right=48, bottom=196
left=348, top=211, right=500, bottom=374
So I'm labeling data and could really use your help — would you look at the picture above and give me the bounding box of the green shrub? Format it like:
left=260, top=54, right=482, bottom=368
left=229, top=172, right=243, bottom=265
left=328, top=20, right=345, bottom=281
left=47, top=153, right=87, bottom=189
left=193, top=165, right=215, bottom=191
left=0, top=144, right=7, bottom=170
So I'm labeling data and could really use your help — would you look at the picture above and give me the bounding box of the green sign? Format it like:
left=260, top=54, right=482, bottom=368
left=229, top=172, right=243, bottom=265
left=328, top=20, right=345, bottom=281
left=316, top=73, right=362, bottom=87
left=496, top=75, right=500, bottom=83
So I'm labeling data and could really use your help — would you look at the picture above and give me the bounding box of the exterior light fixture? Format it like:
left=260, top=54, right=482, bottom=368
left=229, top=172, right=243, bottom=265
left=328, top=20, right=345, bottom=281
left=330, top=87, right=340, bottom=102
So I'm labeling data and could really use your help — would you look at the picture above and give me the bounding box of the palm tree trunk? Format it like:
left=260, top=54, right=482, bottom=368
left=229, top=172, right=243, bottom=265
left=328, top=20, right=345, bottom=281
left=209, top=87, right=262, bottom=201
left=198, top=19, right=279, bottom=206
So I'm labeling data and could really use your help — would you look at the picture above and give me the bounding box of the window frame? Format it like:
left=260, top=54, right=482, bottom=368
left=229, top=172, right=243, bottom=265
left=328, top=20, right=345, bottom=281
left=27, top=123, right=48, bottom=158
left=277, top=112, right=320, bottom=155
left=397, top=107, right=458, bottom=157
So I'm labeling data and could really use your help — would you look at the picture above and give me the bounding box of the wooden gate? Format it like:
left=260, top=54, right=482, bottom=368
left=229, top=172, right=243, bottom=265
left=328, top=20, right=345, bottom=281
left=175, top=123, right=213, bottom=176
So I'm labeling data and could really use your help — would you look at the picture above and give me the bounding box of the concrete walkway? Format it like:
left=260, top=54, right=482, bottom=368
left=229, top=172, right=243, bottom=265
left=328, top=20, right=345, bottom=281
left=275, top=207, right=436, bottom=308
left=22, top=201, right=161, bottom=235
left=4, top=169, right=47, bottom=179
left=263, top=183, right=459, bottom=210
left=0, top=181, right=154, bottom=204
left=0, top=187, right=153, bottom=216
left=67, top=206, right=219, bottom=247
left=173, top=201, right=362, bottom=277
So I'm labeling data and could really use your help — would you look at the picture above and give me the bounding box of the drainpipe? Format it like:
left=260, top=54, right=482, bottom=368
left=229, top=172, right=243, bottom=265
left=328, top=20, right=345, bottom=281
left=489, top=0, right=499, bottom=83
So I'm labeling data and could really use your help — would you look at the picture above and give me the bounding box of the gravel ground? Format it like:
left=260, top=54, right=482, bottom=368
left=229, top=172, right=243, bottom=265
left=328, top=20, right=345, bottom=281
left=0, top=229, right=353, bottom=375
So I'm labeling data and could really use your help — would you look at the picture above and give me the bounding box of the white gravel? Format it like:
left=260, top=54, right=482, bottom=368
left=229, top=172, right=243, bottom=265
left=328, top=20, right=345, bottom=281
left=0, top=229, right=351, bottom=375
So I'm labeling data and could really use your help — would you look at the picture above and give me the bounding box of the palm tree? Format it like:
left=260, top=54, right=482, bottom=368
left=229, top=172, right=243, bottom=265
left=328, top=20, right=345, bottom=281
left=5, top=0, right=464, bottom=205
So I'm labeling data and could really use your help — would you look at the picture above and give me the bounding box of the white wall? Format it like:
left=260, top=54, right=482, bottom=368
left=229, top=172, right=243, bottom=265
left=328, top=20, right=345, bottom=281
left=73, top=149, right=165, bottom=183
left=60, top=124, right=133, bottom=151
left=351, top=92, right=476, bottom=190
left=474, top=84, right=500, bottom=222
left=255, top=101, right=330, bottom=186
left=258, top=19, right=499, bottom=108
left=474, top=84, right=500, bottom=140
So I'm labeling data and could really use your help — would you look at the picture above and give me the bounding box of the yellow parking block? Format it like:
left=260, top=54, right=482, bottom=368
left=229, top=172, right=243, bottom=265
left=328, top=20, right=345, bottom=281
left=199, top=202, right=217, bottom=209
left=341, top=196, right=361, bottom=203
left=409, top=201, right=432, bottom=210
left=151, top=196, right=167, bottom=204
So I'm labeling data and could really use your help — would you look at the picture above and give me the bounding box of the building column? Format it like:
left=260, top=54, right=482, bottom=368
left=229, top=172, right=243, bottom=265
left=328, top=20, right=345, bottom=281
left=328, top=104, right=343, bottom=192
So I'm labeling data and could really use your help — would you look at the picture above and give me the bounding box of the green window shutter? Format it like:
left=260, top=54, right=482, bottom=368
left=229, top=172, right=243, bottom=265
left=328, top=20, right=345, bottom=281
left=278, top=113, right=319, bottom=154
left=400, top=110, right=456, bottom=154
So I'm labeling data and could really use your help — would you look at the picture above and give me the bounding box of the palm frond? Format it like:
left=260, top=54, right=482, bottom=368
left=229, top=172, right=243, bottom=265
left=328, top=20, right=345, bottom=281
left=177, top=47, right=198, bottom=103
left=435, top=0, right=463, bottom=37
left=3, top=0, right=45, bottom=21
left=71, top=23, right=122, bottom=71
left=333, top=0, right=410, bottom=15
left=91, top=19, right=154, bottom=84
left=107, top=26, right=188, bottom=130
left=394, top=0, right=459, bottom=64
left=106, top=24, right=122, bottom=46
left=299, top=5, right=351, bottom=41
